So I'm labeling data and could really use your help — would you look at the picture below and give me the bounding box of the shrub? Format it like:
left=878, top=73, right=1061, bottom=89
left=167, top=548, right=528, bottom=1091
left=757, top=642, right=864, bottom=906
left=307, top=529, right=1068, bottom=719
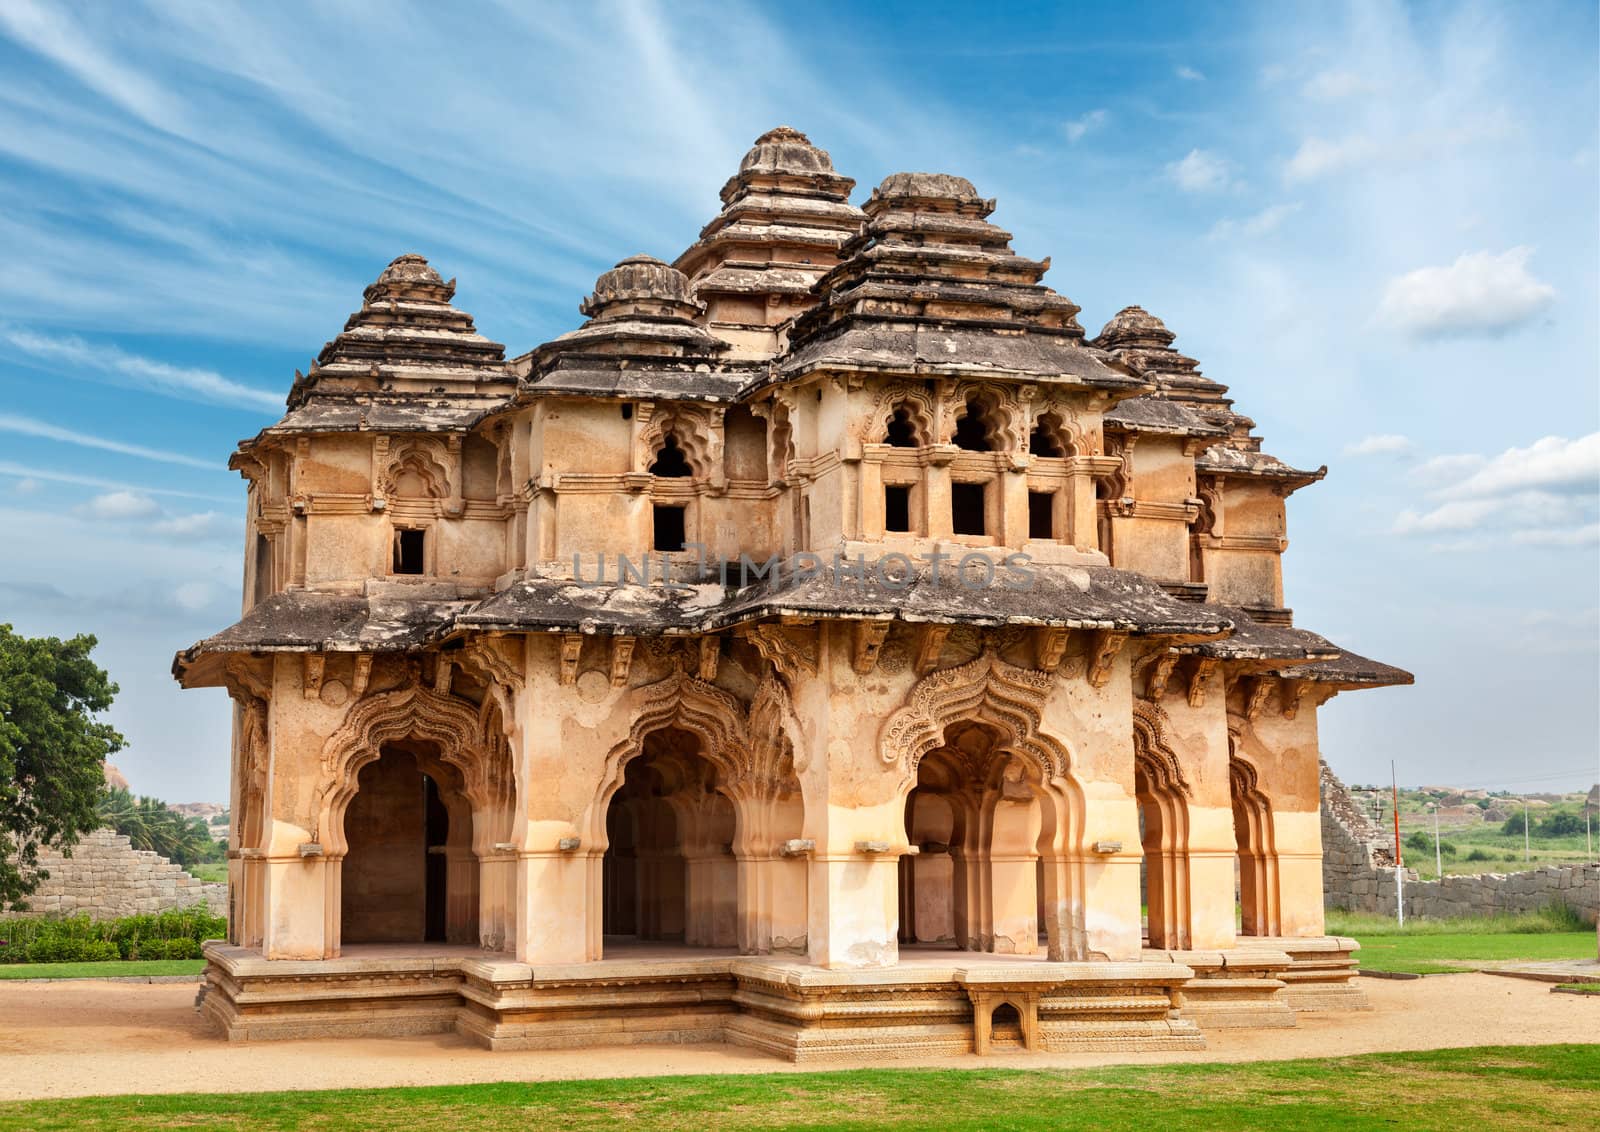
left=0, top=907, right=225, bottom=963
left=1466, top=848, right=1494, bottom=862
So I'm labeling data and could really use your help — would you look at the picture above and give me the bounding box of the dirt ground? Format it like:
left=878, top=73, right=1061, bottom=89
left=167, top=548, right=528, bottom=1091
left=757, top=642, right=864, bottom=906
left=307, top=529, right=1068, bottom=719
left=1, top=974, right=1595, bottom=1101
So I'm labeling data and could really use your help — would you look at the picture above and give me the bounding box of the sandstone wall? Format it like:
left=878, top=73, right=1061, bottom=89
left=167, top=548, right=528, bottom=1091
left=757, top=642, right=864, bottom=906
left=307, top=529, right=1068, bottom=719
left=9, top=828, right=227, bottom=920
left=1321, top=761, right=1599, bottom=925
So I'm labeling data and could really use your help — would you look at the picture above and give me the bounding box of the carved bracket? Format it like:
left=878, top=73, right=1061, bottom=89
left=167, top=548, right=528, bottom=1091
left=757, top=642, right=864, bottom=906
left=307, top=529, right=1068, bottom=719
left=1186, top=656, right=1218, bottom=708
left=1085, top=630, right=1127, bottom=689
left=302, top=653, right=325, bottom=701
left=853, top=620, right=891, bottom=674
left=1144, top=651, right=1178, bottom=702
left=1280, top=678, right=1309, bottom=720
left=698, top=635, right=721, bottom=682
left=559, top=634, right=584, bottom=686
left=610, top=637, right=636, bottom=688
left=915, top=624, right=952, bottom=675
left=1244, top=676, right=1273, bottom=722
left=1036, top=627, right=1071, bottom=672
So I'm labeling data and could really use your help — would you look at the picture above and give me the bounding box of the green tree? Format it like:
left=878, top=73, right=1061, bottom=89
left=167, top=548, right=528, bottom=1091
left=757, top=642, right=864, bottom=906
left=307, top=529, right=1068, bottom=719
left=0, top=625, right=124, bottom=911
left=97, top=789, right=223, bottom=869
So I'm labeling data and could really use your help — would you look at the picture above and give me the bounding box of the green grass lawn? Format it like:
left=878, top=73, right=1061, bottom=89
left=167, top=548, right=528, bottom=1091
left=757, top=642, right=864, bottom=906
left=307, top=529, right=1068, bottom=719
left=0, top=1045, right=1593, bottom=1131
left=1326, top=908, right=1598, bottom=975
left=190, top=862, right=228, bottom=884
left=1349, top=931, right=1596, bottom=975
left=0, top=960, right=204, bottom=980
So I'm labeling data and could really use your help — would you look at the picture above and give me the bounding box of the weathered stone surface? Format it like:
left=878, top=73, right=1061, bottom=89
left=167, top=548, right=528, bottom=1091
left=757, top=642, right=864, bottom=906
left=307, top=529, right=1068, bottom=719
left=7, top=829, right=225, bottom=920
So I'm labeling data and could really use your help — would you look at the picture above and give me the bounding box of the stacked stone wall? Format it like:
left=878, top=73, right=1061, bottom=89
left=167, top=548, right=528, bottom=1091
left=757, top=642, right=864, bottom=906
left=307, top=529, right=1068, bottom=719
left=8, top=828, right=227, bottom=920
left=1321, top=760, right=1599, bottom=925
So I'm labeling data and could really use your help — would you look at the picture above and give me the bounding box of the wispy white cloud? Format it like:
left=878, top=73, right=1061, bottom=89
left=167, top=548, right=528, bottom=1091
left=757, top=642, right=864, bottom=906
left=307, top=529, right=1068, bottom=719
left=1175, top=65, right=1205, bottom=81
left=1062, top=109, right=1107, bottom=143
left=0, top=0, right=189, bottom=133
left=12, top=476, right=40, bottom=495
left=3, top=330, right=282, bottom=412
left=1345, top=434, right=1413, bottom=457
left=78, top=489, right=161, bottom=519
left=152, top=510, right=238, bottom=541
left=1284, top=111, right=1516, bottom=184
left=1436, top=433, right=1599, bottom=500
left=1375, top=248, right=1557, bottom=340
left=1209, top=202, right=1300, bottom=239
left=1392, top=434, right=1599, bottom=544
left=0, top=412, right=217, bottom=468
left=1301, top=70, right=1376, bottom=101
left=1165, top=148, right=1232, bottom=193
left=0, top=460, right=234, bottom=501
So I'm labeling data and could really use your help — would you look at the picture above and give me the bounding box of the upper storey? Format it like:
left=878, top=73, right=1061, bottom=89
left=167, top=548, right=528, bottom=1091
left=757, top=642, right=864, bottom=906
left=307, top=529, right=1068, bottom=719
left=781, top=173, right=1138, bottom=394
left=675, top=127, right=864, bottom=360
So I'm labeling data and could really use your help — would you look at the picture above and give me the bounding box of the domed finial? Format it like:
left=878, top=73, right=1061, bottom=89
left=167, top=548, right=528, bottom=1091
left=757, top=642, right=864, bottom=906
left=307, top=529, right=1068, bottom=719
left=376, top=253, right=444, bottom=286
left=738, top=125, right=836, bottom=176
left=866, top=172, right=995, bottom=217
left=363, top=253, right=454, bottom=303
left=754, top=125, right=810, bottom=145
left=579, top=255, right=701, bottom=321
left=1094, top=305, right=1177, bottom=351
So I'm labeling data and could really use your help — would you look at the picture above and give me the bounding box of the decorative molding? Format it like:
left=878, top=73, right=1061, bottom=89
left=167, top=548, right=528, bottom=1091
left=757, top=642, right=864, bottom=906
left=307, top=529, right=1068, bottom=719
left=879, top=650, right=1071, bottom=789
left=852, top=620, right=891, bottom=674
left=559, top=634, right=584, bottom=686
left=1279, top=678, right=1309, bottom=720
left=301, top=653, right=325, bottom=701
left=1035, top=628, right=1071, bottom=672
left=351, top=654, right=374, bottom=698
left=914, top=624, right=951, bottom=675
left=610, top=637, right=636, bottom=688
left=698, top=635, right=721, bottom=681
left=745, top=622, right=819, bottom=685
left=1085, top=630, right=1127, bottom=689
left=1144, top=651, right=1179, bottom=701
left=1185, top=657, right=1217, bottom=708
left=1244, top=676, right=1273, bottom=722
left=1132, top=700, right=1192, bottom=798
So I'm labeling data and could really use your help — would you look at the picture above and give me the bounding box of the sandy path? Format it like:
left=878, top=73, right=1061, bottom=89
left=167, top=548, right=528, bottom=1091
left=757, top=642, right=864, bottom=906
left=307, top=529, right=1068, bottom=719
left=0, top=974, right=1595, bottom=1101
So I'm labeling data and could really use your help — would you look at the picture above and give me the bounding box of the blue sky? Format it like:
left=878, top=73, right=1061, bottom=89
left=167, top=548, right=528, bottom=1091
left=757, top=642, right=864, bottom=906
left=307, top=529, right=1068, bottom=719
left=0, top=0, right=1595, bottom=802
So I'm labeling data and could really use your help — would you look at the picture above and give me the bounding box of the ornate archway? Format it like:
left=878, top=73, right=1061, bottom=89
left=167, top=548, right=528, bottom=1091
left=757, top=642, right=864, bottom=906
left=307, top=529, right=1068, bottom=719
left=1230, top=743, right=1280, bottom=937
left=1134, top=701, right=1192, bottom=949
left=880, top=651, right=1087, bottom=960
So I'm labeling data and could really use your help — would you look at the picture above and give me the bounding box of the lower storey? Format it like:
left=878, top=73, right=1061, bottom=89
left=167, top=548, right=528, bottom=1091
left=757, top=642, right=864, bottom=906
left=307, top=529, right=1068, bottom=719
left=199, top=935, right=1365, bottom=1061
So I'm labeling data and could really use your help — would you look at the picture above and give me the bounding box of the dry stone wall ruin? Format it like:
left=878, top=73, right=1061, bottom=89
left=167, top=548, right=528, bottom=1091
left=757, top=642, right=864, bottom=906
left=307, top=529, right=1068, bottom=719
left=8, top=828, right=226, bottom=920
left=1320, top=760, right=1598, bottom=924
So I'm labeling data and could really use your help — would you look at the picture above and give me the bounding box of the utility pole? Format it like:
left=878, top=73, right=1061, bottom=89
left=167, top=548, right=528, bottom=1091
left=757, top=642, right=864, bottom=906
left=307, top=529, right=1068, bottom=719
left=1523, top=796, right=1531, bottom=864
left=1393, top=761, right=1404, bottom=928
left=1433, top=802, right=1443, bottom=881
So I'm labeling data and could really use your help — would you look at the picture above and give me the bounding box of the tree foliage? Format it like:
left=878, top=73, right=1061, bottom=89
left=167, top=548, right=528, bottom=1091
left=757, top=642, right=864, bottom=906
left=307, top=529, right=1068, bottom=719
left=97, top=788, right=223, bottom=869
left=0, top=625, right=124, bottom=911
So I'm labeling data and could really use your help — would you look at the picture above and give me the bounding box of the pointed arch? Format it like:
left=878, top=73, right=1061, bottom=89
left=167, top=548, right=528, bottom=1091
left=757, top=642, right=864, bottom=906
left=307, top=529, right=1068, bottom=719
left=1230, top=739, right=1281, bottom=937
left=1133, top=700, right=1192, bottom=949
left=314, top=684, right=485, bottom=855
left=882, top=650, right=1089, bottom=960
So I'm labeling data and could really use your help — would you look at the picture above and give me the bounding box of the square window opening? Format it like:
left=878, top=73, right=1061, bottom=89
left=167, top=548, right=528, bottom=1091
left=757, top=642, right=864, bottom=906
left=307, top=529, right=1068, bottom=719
left=884, top=485, right=911, bottom=533
left=1028, top=491, right=1055, bottom=540
left=394, top=528, right=426, bottom=575
left=654, top=504, right=687, bottom=552
left=951, top=483, right=986, bottom=537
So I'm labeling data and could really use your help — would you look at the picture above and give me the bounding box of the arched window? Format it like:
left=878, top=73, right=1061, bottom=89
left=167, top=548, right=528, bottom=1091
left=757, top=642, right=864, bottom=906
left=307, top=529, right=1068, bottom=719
left=885, top=404, right=920, bottom=448
left=1029, top=413, right=1070, bottom=458
left=650, top=433, right=693, bottom=477
left=954, top=396, right=997, bottom=452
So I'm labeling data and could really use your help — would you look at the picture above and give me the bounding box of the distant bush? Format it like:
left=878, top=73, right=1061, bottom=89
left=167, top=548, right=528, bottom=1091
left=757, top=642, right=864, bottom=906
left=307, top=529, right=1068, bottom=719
left=1466, top=848, right=1494, bottom=862
left=0, top=907, right=225, bottom=964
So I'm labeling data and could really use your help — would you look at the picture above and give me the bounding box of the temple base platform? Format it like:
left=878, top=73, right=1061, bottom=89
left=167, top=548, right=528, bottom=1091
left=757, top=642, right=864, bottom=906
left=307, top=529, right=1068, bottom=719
left=199, top=940, right=1228, bottom=1060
